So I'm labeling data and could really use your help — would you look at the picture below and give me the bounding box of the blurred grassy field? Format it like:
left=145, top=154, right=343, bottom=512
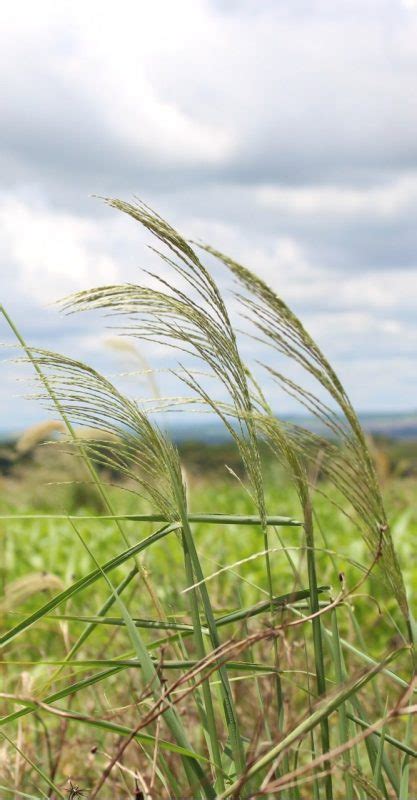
left=2, top=437, right=416, bottom=618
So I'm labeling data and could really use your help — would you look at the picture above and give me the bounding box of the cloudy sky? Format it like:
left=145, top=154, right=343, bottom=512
left=1, top=0, right=417, bottom=431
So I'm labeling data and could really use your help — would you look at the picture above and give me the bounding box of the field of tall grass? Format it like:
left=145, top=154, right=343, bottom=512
left=0, top=199, right=416, bottom=799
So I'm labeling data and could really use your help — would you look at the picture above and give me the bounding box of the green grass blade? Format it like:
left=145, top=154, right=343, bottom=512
left=345, top=713, right=417, bottom=759
left=45, top=585, right=328, bottom=633
left=2, top=700, right=211, bottom=762
left=42, top=565, right=139, bottom=690
left=0, top=512, right=301, bottom=526
left=330, top=608, right=354, bottom=798
left=303, top=503, right=333, bottom=800
left=0, top=786, right=47, bottom=800
left=178, top=521, right=225, bottom=791
left=0, top=522, right=179, bottom=648
left=373, top=708, right=387, bottom=791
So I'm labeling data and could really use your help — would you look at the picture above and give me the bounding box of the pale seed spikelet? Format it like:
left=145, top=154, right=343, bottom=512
left=0, top=572, right=64, bottom=614
left=104, top=336, right=160, bottom=398
left=15, top=420, right=65, bottom=455
left=65, top=426, right=119, bottom=443
left=105, top=336, right=141, bottom=358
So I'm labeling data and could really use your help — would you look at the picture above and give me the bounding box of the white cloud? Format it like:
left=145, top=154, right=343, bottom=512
left=2, top=0, right=417, bottom=187
left=256, top=174, right=417, bottom=219
left=0, top=1, right=234, bottom=173
left=0, top=196, right=121, bottom=303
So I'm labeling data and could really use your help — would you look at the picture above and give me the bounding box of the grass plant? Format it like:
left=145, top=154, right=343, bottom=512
left=0, top=199, right=416, bottom=798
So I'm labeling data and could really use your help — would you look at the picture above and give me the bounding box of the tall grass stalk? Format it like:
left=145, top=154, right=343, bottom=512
left=67, top=518, right=214, bottom=798
left=330, top=608, right=354, bottom=798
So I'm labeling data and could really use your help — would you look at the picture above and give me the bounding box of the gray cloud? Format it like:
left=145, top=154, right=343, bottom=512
left=2, top=1, right=417, bottom=193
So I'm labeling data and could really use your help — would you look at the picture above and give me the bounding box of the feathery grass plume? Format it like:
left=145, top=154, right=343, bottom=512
left=19, top=349, right=183, bottom=522
left=60, top=200, right=268, bottom=611
left=200, top=243, right=412, bottom=636
left=37, top=199, right=412, bottom=794
left=104, top=335, right=161, bottom=398
left=0, top=572, right=64, bottom=614
left=15, top=420, right=65, bottom=455
left=60, top=198, right=293, bottom=769
left=65, top=425, right=118, bottom=442
left=62, top=198, right=266, bottom=530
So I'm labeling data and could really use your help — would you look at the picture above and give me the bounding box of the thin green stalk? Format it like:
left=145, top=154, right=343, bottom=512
left=345, top=714, right=417, bottom=759
left=180, top=523, right=225, bottom=792
left=0, top=512, right=300, bottom=526
left=373, top=703, right=388, bottom=792
left=304, top=625, right=322, bottom=800
left=399, top=713, right=413, bottom=800
left=326, top=639, right=368, bottom=800
left=69, top=519, right=215, bottom=799
left=322, top=613, right=398, bottom=796
left=274, top=507, right=317, bottom=800
left=330, top=607, right=354, bottom=799
left=179, top=510, right=246, bottom=777
left=1, top=657, right=283, bottom=673
left=261, top=519, right=294, bottom=798
left=303, top=497, right=332, bottom=800
left=48, top=613, right=198, bottom=632
left=24, top=585, right=326, bottom=633
left=348, top=696, right=395, bottom=798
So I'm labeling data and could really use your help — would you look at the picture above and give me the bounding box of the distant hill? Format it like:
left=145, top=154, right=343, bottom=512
left=165, top=411, right=417, bottom=444
left=2, top=411, right=417, bottom=446
left=2, top=411, right=417, bottom=480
